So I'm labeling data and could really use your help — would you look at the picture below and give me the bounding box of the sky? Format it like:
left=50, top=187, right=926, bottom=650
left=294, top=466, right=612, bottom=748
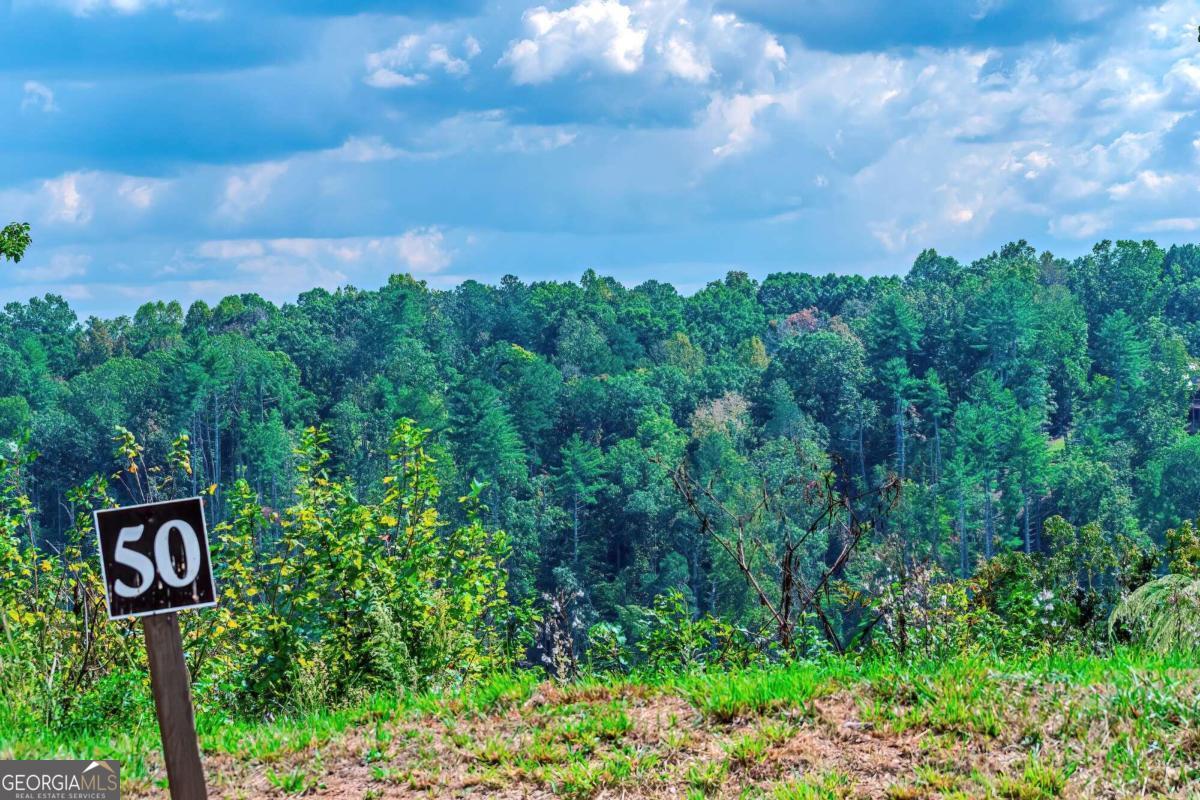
left=2, top=0, right=1200, bottom=317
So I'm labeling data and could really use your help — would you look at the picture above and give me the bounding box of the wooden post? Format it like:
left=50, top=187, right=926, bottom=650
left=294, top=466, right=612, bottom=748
left=143, top=613, right=208, bottom=800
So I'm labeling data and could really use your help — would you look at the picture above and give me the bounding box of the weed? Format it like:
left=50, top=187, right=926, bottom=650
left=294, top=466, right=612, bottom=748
left=771, top=770, right=851, bottom=799
left=993, top=754, right=1070, bottom=799
left=266, top=765, right=322, bottom=795
left=726, top=731, right=770, bottom=769
left=686, top=760, right=728, bottom=795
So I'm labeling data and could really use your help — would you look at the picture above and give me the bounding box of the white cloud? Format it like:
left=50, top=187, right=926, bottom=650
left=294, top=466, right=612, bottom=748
left=389, top=227, right=451, bottom=271
left=197, top=230, right=453, bottom=277
left=404, top=110, right=579, bottom=156
left=42, top=173, right=91, bottom=224
left=21, top=81, right=57, bottom=113
left=661, top=35, right=712, bottom=83
left=13, top=0, right=1200, bottom=315
left=502, top=0, right=648, bottom=84
left=428, top=44, right=470, bottom=77
left=1139, top=217, right=1200, bottom=232
left=705, top=93, right=777, bottom=158
left=117, top=178, right=162, bottom=210
left=181, top=232, right=458, bottom=306
left=1051, top=211, right=1111, bottom=239
left=763, top=36, right=786, bottom=65
left=499, top=1, right=789, bottom=88
left=365, top=69, right=427, bottom=88
left=218, top=162, right=287, bottom=220
left=364, top=30, right=480, bottom=89
left=374, top=227, right=451, bottom=272
left=329, top=136, right=405, bottom=162
left=1108, top=169, right=1177, bottom=200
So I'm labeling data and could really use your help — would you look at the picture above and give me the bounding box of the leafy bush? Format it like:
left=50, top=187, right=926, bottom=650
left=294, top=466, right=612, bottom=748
left=0, top=437, right=135, bottom=734
left=1, top=419, right=517, bottom=738
left=871, top=516, right=1149, bottom=660
left=628, top=590, right=769, bottom=673
left=871, top=565, right=1004, bottom=659
left=204, top=420, right=514, bottom=711
left=584, top=622, right=628, bottom=675
left=1108, top=516, right=1200, bottom=653
left=1109, top=574, right=1200, bottom=653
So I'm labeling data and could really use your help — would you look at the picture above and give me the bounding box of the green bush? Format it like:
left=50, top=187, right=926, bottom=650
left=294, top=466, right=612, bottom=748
left=1109, top=574, right=1200, bottom=653
left=0, top=419, right=517, bottom=740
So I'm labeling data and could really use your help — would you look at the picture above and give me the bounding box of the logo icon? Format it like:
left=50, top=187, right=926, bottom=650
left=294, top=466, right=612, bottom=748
left=0, top=760, right=120, bottom=799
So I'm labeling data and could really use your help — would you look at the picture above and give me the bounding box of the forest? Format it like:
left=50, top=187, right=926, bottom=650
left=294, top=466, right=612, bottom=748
left=5, top=232, right=1200, bottom=796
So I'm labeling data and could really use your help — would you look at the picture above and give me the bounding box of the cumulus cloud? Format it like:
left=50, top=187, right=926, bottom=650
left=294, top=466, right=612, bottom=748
left=704, top=92, right=777, bottom=157
left=390, top=227, right=451, bottom=271
left=365, top=31, right=480, bottom=88
left=661, top=34, right=712, bottom=82
left=42, top=173, right=92, bottom=224
left=8, top=0, right=1200, bottom=315
left=498, top=0, right=788, bottom=88
left=1108, top=170, right=1178, bottom=200
left=501, top=0, right=648, bottom=84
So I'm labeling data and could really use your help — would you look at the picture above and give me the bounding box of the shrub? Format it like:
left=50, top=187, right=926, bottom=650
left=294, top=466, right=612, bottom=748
left=1109, top=574, right=1200, bottom=653
left=585, top=622, right=628, bottom=675
left=0, top=419, right=517, bottom=738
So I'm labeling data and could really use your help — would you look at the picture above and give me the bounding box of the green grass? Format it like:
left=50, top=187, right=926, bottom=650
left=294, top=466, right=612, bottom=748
left=4, top=648, right=1199, bottom=797
left=770, top=770, right=851, bottom=799
left=676, top=661, right=840, bottom=722
left=266, top=764, right=323, bottom=795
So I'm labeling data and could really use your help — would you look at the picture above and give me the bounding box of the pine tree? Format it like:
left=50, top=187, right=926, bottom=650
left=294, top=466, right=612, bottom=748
left=450, top=379, right=528, bottom=513
left=880, top=357, right=915, bottom=479
left=555, top=434, right=604, bottom=568
left=922, top=369, right=951, bottom=484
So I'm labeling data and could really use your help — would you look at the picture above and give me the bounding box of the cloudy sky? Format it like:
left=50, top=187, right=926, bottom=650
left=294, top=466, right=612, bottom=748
left=2, top=0, right=1199, bottom=316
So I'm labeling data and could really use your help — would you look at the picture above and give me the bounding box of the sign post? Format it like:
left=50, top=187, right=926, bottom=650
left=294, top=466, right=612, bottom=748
left=94, top=497, right=216, bottom=800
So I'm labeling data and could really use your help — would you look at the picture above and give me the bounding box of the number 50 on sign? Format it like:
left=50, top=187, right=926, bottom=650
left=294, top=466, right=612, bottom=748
left=94, top=497, right=217, bottom=620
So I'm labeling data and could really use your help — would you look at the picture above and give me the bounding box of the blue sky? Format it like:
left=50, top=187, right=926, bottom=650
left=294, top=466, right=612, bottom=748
left=2, top=0, right=1199, bottom=316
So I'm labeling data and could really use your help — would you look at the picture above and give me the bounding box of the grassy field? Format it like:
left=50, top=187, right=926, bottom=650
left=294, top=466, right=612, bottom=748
left=4, top=649, right=1200, bottom=799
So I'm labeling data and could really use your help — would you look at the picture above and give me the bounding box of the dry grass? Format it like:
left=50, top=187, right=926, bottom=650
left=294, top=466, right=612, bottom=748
left=110, top=653, right=1200, bottom=799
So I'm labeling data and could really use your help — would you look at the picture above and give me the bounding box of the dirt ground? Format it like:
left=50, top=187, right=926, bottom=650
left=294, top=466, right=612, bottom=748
left=125, top=674, right=1200, bottom=800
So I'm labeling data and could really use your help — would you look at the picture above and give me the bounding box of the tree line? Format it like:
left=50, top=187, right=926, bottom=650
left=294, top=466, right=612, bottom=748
left=4, top=237, right=1200, bottom=656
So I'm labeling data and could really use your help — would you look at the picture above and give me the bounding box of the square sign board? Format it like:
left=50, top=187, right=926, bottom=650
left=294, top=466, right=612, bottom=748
left=94, top=497, right=217, bottom=620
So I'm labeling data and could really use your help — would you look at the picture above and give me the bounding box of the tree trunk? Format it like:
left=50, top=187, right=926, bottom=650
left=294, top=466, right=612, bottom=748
left=857, top=409, right=868, bottom=486
left=1023, top=494, right=1031, bottom=555
left=212, top=392, right=222, bottom=521
left=983, top=475, right=995, bottom=559
left=957, top=488, right=968, bottom=578
left=572, top=495, right=580, bottom=566
left=933, top=420, right=942, bottom=484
